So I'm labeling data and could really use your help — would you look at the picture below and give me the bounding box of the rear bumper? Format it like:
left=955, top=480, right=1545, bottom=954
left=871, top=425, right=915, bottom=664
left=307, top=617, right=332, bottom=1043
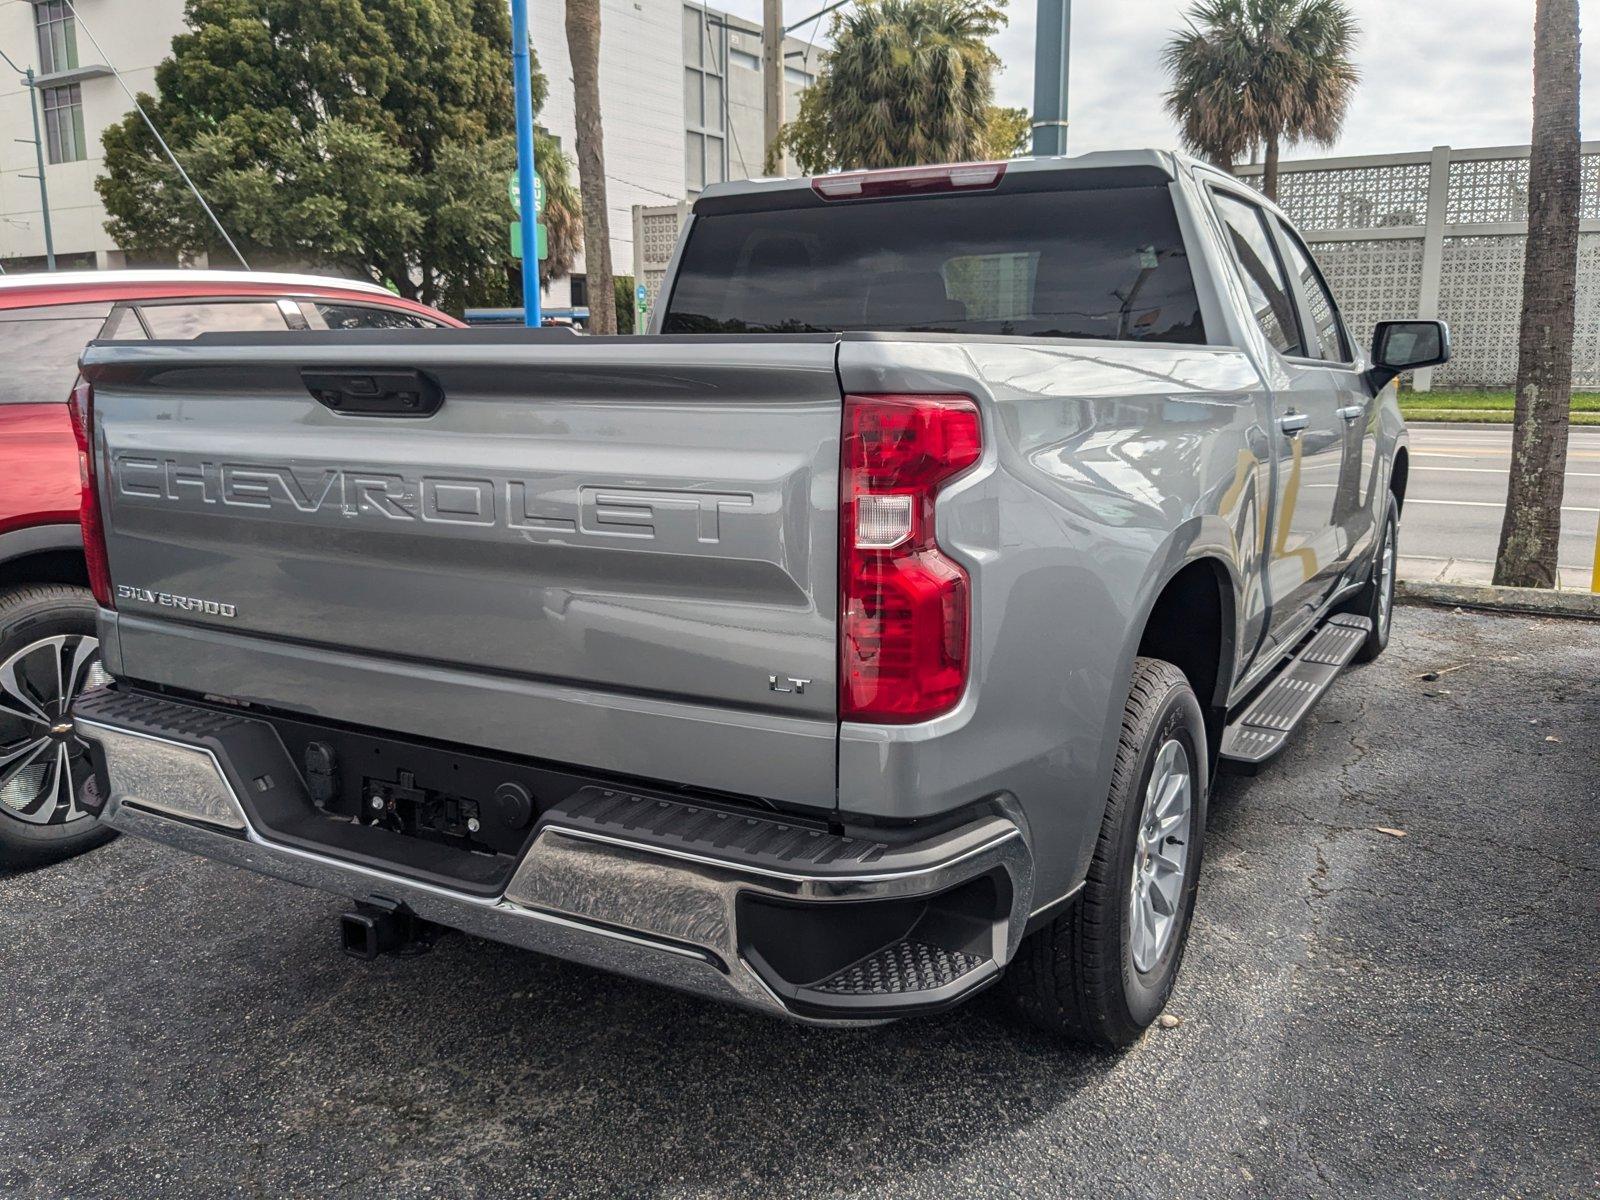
left=74, top=691, right=1033, bottom=1025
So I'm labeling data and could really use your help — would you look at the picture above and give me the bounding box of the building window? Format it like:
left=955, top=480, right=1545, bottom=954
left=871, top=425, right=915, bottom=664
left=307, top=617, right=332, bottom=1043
left=682, top=4, right=728, bottom=194
left=729, top=48, right=760, bottom=72
left=42, top=84, right=86, bottom=164
left=34, top=2, right=80, bottom=75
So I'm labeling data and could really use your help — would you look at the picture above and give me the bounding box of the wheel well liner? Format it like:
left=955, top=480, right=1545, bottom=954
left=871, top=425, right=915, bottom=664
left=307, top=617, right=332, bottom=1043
left=0, top=549, right=89, bottom=591
left=1137, top=558, right=1234, bottom=731
left=1391, top=447, right=1409, bottom=512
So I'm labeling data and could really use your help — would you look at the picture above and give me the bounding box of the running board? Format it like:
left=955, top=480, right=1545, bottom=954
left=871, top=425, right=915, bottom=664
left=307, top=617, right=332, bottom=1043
left=1219, top=613, right=1372, bottom=771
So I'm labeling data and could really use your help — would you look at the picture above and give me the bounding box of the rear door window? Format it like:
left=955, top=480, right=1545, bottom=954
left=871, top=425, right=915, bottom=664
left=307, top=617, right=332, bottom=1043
left=299, top=302, right=440, bottom=330
left=0, top=303, right=113, bottom=405
left=1210, top=191, right=1305, bottom=357
left=137, top=300, right=291, bottom=339
left=663, top=186, right=1206, bottom=344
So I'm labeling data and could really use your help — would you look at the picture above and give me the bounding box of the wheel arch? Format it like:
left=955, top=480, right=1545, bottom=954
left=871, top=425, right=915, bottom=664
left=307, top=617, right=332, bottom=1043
left=1134, top=554, right=1237, bottom=767
left=0, top=524, right=88, bottom=592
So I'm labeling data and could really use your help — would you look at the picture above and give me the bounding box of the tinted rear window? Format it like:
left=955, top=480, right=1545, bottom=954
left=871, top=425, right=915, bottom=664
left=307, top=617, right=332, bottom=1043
left=0, top=306, right=111, bottom=405
left=662, top=186, right=1205, bottom=343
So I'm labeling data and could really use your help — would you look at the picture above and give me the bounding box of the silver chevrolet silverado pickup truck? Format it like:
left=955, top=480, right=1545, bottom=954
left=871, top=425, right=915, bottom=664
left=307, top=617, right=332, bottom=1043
left=66, top=152, right=1448, bottom=1046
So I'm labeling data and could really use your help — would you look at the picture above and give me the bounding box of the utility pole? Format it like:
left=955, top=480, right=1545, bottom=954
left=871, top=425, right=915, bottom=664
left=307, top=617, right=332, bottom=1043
left=22, top=68, right=55, bottom=270
left=510, top=0, right=541, bottom=327
left=763, top=0, right=783, bottom=171
left=0, top=49, right=55, bottom=270
left=1031, top=0, right=1071, bottom=157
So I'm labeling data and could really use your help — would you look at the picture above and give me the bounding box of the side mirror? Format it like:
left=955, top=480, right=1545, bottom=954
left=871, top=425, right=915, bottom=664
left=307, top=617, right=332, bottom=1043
left=1370, top=320, right=1451, bottom=388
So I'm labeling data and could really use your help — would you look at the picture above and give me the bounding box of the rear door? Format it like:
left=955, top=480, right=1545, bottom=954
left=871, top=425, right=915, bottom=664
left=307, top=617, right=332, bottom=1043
left=86, top=334, right=844, bottom=808
left=1209, top=189, right=1347, bottom=651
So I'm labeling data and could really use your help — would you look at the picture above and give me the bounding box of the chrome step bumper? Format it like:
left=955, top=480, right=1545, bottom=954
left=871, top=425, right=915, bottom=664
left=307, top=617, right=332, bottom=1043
left=73, top=690, right=1033, bottom=1025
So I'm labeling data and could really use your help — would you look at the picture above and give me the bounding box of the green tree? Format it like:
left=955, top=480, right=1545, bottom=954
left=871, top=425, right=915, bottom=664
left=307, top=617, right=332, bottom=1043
left=1495, top=0, right=1582, bottom=588
left=1161, top=0, right=1359, bottom=198
left=985, top=105, right=1033, bottom=158
left=613, top=274, right=635, bottom=334
left=96, top=0, right=579, bottom=312
left=768, top=0, right=1014, bottom=173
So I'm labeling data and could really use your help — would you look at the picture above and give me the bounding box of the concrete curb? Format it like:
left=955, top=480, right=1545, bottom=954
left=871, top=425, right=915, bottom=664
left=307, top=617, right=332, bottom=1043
left=1397, top=579, right=1600, bottom=619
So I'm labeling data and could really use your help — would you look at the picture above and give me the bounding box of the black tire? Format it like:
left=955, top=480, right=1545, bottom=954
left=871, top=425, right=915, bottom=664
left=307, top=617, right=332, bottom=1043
left=0, top=584, right=115, bottom=869
left=1343, top=493, right=1399, bottom=664
left=1003, top=658, right=1208, bottom=1049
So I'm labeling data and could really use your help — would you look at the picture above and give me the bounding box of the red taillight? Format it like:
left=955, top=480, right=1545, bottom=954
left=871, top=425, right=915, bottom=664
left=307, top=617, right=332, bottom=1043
left=811, top=161, right=1007, bottom=202
left=68, top=378, right=115, bottom=610
left=840, top=394, right=982, bottom=722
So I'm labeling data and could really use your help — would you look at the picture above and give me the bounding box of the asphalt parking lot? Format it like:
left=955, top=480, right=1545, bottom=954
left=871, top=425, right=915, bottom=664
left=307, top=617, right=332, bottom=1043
left=3, top=605, right=1596, bottom=1199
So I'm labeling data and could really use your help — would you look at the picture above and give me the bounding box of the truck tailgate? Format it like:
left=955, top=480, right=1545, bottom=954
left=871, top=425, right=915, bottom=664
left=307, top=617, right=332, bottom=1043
left=83, top=334, right=843, bottom=809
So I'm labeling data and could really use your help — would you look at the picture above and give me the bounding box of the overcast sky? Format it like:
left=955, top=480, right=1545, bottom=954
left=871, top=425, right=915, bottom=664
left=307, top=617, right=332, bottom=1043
left=718, top=0, right=1596, bottom=158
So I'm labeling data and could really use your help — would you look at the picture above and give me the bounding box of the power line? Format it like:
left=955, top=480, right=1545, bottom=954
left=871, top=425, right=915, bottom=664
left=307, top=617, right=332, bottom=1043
left=785, top=1, right=849, bottom=35
left=61, top=0, right=250, bottom=268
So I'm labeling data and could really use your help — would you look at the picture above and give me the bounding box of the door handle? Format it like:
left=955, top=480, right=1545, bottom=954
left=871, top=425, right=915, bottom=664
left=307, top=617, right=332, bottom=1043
left=1336, top=404, right=1365, bottom=422
left=1278, top=412, right=1309, bottom=436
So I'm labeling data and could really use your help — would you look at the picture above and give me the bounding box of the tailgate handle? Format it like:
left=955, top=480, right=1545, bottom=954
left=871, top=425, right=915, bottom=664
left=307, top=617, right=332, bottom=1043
left=302, top=369, right=443, bottom=417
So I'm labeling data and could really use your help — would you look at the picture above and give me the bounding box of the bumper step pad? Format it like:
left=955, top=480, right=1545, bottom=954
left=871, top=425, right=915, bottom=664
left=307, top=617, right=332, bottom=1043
left=553, top=786, right=889, bottom=874
left=1220, top=613, right=1372, bottom=770
left=813, top=939, right=987, bottom=996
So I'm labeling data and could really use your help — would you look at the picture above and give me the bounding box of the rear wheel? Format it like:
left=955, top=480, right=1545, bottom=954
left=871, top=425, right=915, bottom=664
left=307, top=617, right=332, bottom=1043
left=0, top=585, right=114, bottom=868
left=1003, top=658, right=1207, bottom=1048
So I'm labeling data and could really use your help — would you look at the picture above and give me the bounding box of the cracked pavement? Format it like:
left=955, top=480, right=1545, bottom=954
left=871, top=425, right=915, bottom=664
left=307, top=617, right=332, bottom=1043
left=2, top=605, right=1596, bottom=1198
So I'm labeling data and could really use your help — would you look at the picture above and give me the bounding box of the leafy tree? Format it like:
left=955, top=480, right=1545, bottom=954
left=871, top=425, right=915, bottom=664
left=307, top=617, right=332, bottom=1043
left=1495, top=0, right=1582, bottom=588
left=613, top=275, right=635, bottom=334
left=985, top=106, right=1033, bottom=158
left=768, top=0, right=1016, bottom=173
left=566, top=0, right=616, bottom=333
left=1161, top=0, right=1359, bottom=198
left=97, top=0, right=579, bottom=312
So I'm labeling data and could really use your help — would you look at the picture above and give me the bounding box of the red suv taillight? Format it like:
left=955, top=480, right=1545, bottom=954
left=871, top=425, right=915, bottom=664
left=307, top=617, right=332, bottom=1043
left=68, top=378, right=115, bottom=610
left=840, top=394, right=982, bottom=722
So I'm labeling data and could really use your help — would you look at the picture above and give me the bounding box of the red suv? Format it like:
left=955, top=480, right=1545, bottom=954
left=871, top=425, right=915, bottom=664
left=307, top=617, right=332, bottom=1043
left=0, top=271, right=460, bottom=866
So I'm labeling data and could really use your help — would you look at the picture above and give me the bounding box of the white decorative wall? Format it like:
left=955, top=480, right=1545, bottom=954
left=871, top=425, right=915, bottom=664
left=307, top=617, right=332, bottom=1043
left=1241, top=143, right=1600, bottom=390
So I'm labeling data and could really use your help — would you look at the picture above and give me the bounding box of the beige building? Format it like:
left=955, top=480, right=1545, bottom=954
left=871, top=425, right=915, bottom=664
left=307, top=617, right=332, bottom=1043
left=0, top=0, right=188, bottom=271
left=0, top=0, right=817, bottom=278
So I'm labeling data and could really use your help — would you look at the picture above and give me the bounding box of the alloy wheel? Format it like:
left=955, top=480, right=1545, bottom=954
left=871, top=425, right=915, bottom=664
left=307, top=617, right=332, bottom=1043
left=1129, top=738, right=1193, bottom=973
left=0, top=635, right=109, bottom=826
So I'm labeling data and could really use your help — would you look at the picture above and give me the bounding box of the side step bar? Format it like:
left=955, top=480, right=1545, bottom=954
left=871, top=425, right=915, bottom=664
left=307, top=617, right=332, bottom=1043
left=1220, top=613, right=1372, bottom=771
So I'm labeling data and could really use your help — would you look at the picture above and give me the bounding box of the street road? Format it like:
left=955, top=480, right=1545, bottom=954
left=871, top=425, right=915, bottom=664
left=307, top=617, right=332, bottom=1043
left=3, top=606, right=1596, bottom=1199
left=1401, top=422, right=1600, bottom=588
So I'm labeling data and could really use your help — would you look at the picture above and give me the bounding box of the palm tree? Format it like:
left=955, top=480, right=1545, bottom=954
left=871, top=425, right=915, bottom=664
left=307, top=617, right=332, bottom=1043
left=1162, top=0, right=1359, bottom=198
left=1495, top=0, right=1582, bottom=588
left=769, top=0, right=1008, bottom=174
left=564, top=0, right=615, bottom=334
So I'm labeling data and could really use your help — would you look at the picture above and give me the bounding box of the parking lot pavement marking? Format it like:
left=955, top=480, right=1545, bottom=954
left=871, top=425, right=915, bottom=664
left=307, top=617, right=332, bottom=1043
left=1412, top=465, right=1600, bottom=477
left=1406, top=498, right=1600, bottom=514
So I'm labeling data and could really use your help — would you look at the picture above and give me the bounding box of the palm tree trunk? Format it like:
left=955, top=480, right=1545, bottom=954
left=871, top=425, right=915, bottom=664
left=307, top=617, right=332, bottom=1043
left=565, top=0, right=616, bottom=335
left=1494, top=0, right=1581, bottom=588
left=1262, top=131, right=1280, bottom=201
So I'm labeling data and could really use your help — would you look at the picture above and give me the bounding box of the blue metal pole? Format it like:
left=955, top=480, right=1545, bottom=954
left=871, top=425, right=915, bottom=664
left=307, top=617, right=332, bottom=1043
left=511, top=0, right=542, bottom=327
